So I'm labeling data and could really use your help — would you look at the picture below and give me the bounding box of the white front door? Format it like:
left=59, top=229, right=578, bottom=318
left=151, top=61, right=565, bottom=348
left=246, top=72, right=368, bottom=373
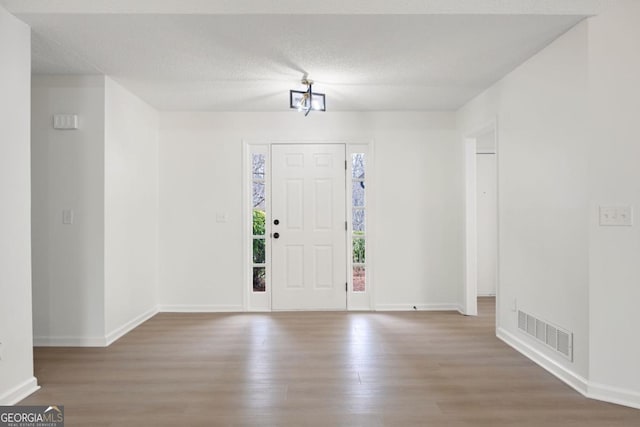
left=271, top=144, right=347, bottom=310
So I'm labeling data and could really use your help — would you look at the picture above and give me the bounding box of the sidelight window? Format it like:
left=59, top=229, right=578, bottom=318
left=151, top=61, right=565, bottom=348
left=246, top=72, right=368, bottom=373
left=352, top=153, right=366, bottom=292
left=252, top=153, right=266, bottom=292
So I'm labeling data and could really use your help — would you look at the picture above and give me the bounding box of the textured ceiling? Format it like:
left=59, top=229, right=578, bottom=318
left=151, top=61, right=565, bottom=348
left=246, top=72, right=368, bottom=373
left=1, top=0, right=606, bottom=15
left=4, top=1, right=598, bottom=111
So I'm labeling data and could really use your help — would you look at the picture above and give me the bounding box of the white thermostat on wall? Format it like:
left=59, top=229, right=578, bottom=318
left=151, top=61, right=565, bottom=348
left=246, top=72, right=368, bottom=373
left=53, top=114, right=79, bottom=130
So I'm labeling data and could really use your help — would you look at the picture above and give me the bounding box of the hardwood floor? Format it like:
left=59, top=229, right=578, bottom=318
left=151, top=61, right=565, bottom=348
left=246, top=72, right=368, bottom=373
left=21, top=298, right=640, bottom=426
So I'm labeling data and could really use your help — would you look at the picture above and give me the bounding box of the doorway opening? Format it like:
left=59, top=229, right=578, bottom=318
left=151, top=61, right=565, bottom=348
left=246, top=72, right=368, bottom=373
left=464, top=122, right=498, bottom=316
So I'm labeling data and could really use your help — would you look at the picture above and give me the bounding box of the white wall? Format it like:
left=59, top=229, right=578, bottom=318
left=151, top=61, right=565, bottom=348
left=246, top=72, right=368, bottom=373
left=0, top=5, right=38, bottom=404
left=587, top=0, right=640, bottom=404
left=32, top=75, right=159, bottom=346
left=458, top=0, right=640, bottom=408
left=158, top=112, right=463, bottom=310
left=457, top=21, right=591, bottom=379
left=32, top=75, right=106, bottom=345
left=104, top=77, right=159, bottom=338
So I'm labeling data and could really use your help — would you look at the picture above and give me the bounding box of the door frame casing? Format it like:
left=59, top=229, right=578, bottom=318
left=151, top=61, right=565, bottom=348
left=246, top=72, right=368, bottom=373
left=242, top=139, right=375, bottom=312
left=463, top=119, right=499, bottom=318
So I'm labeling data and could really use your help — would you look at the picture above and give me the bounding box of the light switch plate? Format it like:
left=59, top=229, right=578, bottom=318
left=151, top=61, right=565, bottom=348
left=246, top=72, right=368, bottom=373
left=53, top=114, right=79, bottom=130
left=63, top=209, right=74, bottom=225
left=599, top=205, right=633, bottom=226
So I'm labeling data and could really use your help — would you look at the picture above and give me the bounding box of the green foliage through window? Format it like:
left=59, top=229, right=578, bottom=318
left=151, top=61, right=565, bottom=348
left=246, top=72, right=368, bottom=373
left=253, top=209, right=265, bottom=235
left=253, top=209, right=266, bottom=267
left=353, top=234, right=365, bottom=264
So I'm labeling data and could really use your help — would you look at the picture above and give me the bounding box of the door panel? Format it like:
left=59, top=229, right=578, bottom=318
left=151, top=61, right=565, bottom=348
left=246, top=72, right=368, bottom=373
left=286, top=180, right=304, bottom=229
left=271, top=144, right=347, bottom=310
left=285, top=245, right=304, bottom=289
left=477, top=153, right=497, bottom=296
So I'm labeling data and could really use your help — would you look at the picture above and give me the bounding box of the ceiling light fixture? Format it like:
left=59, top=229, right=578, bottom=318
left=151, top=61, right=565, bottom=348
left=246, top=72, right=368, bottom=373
left=289, top=77, right=325, bottom=116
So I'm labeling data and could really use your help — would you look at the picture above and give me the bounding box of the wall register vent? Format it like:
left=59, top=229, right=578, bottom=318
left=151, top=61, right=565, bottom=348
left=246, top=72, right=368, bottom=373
left=518, top=310, right=573, bottom=361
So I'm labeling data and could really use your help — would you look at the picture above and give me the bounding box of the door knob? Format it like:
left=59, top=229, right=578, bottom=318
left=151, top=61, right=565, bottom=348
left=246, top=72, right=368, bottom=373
left=273, top=232, right=280, bottom=239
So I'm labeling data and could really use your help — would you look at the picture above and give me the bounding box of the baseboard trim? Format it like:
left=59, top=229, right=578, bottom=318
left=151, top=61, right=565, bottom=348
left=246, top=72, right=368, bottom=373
left=158, top=304, right=244, bottom=313
left=375, top=303, right=461, bottom=312
left=498, top=327, right=640, bottom=409
left=497, top=327, right=588, bottom=395
left=0, top=377, right=40, bottom=405
left=33, top=335, right=107, bottom=347
left=455, top=305, right=467, bottom=315
left=588, top=381, right=640, bottom=410
left=105, top=306, right=158, bottom=346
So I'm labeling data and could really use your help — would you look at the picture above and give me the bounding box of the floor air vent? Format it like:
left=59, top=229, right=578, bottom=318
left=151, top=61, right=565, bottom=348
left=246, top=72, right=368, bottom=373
left=517, top=310, right=573, bottom=361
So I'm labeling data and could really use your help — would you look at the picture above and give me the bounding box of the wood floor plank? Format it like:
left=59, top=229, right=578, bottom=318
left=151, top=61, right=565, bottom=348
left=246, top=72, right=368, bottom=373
left=19, top=298, right=640, bottom=426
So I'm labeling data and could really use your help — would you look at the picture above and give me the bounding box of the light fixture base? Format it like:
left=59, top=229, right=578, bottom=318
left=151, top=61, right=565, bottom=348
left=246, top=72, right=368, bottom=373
left=289, top=76, right=325, bottom=115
